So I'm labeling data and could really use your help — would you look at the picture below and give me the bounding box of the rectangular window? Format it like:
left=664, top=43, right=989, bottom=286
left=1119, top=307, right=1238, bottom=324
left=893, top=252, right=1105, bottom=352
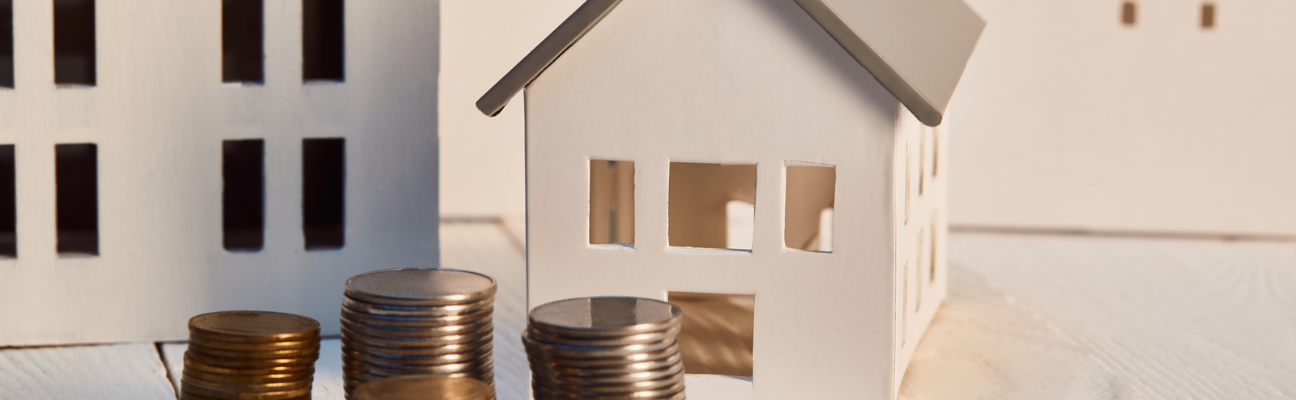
left=55, top=144, right=97, bottom=255
left=223, top=140, right=264, bottom=251
left=1, top=0, right=13, bottom=88
left=1121, top=1, right=1137, bottom=26
left=53, top=0, right=95, bottom=86
left=668, top=162, right=756, bottom=250
left=0, top=145, right=14, bottom=257
left=302, top=0, right=344, bottom=81
left=222, top=0, right=264, bottom=83
left=1201, top=3, right=1216, bottom=29
left=668, top=291, right=755, bottom=378
left=589, top=160, right=634, bottom=246
left=784, top=163, right=834, bottom=252
left=302, top=138, right=344, bottom=250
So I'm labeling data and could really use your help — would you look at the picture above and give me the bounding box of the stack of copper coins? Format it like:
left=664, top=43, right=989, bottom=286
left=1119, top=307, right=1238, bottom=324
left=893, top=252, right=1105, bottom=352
left=524, top=297, right=686, bottom=400
left=341, top=268, right=497, bottom=398
left=351, top=376, right=494, bottom=400
left=181, top=311, right=321, bottom=400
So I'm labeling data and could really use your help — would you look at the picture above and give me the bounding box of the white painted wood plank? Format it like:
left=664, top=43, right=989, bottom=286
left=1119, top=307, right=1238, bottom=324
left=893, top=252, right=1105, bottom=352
left=901, top=233, right=1296, bottom=399
left=159, top=342, right=184, bottom=395
left=0, top=343, right=175, bottom=400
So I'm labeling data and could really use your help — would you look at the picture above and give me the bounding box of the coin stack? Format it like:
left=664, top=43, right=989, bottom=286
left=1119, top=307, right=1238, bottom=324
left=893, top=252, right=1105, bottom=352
left=181, top=311, right=321, bottom=400
left=351, top=376, right=494, bottom=400
left=524, top=297, right=687, bottom=400
left=341, top=268, right=497, bottom=398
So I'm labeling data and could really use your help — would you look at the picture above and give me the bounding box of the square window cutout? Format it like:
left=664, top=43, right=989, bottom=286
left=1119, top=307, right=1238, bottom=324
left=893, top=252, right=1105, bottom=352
left=589, top=160, right=634, bottom=246
left=668, top=162, right=756, bottom=250
left=668, top=291, right=754, bottom=378
left=784, top=163, right=834, bottom=252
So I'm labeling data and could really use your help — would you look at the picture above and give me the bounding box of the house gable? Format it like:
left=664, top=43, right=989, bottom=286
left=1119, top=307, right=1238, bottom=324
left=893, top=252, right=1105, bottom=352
left=477, top=0, right=984, bottom=126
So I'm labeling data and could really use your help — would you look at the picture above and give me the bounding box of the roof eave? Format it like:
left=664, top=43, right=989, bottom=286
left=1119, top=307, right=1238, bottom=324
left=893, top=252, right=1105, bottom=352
left=476, top=0, right=624, bottom=117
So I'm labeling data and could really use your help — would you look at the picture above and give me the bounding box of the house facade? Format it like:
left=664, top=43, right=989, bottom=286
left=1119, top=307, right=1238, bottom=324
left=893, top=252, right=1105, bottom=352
left=478, top=0, right=980, bottom=398
left=0, top=0, right=439, bottom=345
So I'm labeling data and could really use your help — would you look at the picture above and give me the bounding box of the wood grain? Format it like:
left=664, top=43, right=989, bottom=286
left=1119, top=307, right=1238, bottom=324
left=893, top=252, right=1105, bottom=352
left=901, top=233, right=1296, bottom=399
left=0, top=343, right=175, bottom=399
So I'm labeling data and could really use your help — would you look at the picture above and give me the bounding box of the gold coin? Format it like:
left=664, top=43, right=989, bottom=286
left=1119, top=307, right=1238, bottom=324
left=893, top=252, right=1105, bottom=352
left=188, top=336, right=320, bottom=352
left=185, top=351, right=317, bottom=370
left=182, top=373, right=313, bottom=393
left=182, top=366, right=315, bottom=384
left=181, top=382, right=311, bottom=400
left=351, top=376, right=493, bottom=400
left=189, top=311, right=320, bottom=343
left=183, top=356, right=313, bottom=376
left=188, top=342, right=320, bottom=359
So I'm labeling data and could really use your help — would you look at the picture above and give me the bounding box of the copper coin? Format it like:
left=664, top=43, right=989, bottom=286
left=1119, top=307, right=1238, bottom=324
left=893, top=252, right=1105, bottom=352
left=181, top=382, right=311, bottom=400
left=345, top=268, right=496, bottom=307
left=188, top=343, right=320, bottom=359
left=186, top=350, right=317, bottom=369
left=183, top=355, right=314, bottom=376
left=183, top=372, right=313, bottom=392
left=182, top=366, right=314, bottom=384
left=188, top=336, right=320, bottom=352
left=189, top=311, right=320, bottom=343
left=351, top=376, right=493, bottom=400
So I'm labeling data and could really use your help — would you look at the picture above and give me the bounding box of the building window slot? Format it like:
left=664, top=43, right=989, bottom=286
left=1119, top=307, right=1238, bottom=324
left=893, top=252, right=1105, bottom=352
left=53, top=0, right=96, bottom=86
left=668, top=292, right=755, bottom=378
left=668, top=162, right=756, bottom=251
left=785, top=163, right=834, bottom=252
left=303, top=138, right=344, bottom=250
left=1201, top=3, right=1216, bottom=29
left=55, top=143, right=97, bottom=255
left=1121, top=1, right=1137, bottom=26
left=302, top=0, right=344, bottom=81
left=1, top=0, right=13, bottom=88
left=0, top=145, right=14, bottom=257
left=223, top=140, right=264, bottom=251
left=222, top=0, right=264, bottom=83
left=589, top=160, right=634, bottom=246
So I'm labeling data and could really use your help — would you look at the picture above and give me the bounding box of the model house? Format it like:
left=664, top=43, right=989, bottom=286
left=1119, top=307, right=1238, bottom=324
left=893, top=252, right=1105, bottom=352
left=477, top=0, right=982, bottom=398
left=0, top=0, right=439, bottom=345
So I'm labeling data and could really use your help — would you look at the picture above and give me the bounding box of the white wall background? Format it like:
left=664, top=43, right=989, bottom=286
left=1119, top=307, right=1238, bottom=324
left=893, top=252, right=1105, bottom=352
left=438, top=0, right=583, bottom=217
left=948, top=0, right=1296, bottom=236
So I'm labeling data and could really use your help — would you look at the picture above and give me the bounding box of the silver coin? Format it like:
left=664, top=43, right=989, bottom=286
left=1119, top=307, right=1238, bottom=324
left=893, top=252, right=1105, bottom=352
left=341, top=326, right=494, bottom=347
left=342, top=343, right=492, bottom=366
left=523, top=334, right=678, bottom=359
left=340, top=316, right=493, bottom=339
left=526, top=324, right=681, bottom=346
left=340, top=334, right=494, bottom=357
left=533, top=362, right=683, bottom=386
left=530, top=354, right=684, bottom=378
left=343, top=296, right=494, bottom=318
left=532, top=381, right=684, bottom=399
left=529, top=297, right=681, bottom=339
left=345, top=268, right=496, bottom=307
left=341, top=306, right=494, bottom=328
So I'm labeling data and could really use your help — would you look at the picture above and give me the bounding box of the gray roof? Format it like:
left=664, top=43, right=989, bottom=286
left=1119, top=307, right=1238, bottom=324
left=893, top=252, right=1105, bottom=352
left=476, top=0, right=985, bottom=126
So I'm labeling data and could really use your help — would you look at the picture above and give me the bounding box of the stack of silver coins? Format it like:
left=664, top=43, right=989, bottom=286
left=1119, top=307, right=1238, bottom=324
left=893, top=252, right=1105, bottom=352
left=181, top=311, right=321, bottom=400
left=351, top=376, right=494, bottom=400
left=341, top=268, right=497, bottom=398
left=524, top=297, right=686, bottom=400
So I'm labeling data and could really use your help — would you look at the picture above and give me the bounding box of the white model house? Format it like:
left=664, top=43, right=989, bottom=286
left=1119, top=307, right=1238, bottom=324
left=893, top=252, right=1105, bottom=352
left=477, top=0, right=982, bottom=398
left=0, top=0, right=439, bottom=346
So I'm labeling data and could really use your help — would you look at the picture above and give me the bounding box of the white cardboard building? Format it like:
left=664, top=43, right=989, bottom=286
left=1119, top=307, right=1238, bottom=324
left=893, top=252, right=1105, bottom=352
left=478, top=0, right=983, bottom=398
left=0, top=0, right=439, bottom=346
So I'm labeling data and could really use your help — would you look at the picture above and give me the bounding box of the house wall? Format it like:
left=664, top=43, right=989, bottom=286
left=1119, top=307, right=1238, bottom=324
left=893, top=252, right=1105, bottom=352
left=892, top=105, right=950, bottom=396
left=949, top=0, right=1296, bottom=236
left=0, top=0, right=439, bottom=345
left=523, top=0, right=902, bottom=398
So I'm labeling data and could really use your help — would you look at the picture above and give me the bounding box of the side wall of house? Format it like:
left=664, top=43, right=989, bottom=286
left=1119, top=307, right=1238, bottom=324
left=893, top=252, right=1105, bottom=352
left=892, top=104, right=950, bottom=396
left=524, top=0, right=899, bottom=399
left=0, top=0, right=439, bottom=345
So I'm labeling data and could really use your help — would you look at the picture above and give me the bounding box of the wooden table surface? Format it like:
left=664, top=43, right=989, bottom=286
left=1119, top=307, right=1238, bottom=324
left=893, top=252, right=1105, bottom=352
left=1, top=218, right=1292, bottom=400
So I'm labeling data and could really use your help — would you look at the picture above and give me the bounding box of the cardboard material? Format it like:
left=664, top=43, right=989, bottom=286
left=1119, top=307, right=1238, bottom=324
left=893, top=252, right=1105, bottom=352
left=481, top=0, right=972, bottom=397
left=0, top=0, right=440, bottom=345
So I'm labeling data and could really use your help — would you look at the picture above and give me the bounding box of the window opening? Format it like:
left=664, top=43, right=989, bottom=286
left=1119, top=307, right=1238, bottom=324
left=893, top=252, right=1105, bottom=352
left=915, top=228, right=925, bottom=312
left=222, top=0, right=264, bottom=83
left=53, top=0, right=95, bottom=85
left=901, top=261, right=909, bottom=348
left=904, top=141, right=911, bottom=225
left=223, top=140, right=264, bottom=251
left=1, top=0, right=13, bottom=88
left=303, top=138, right=344, bottom=249
left=668, top=292, right=755, bottom=378
left=932, top=127, right=940, bottom=177
left=589, top=160, right=634, bottom=246
left=1121, top=1, right=1137, bottom=26
left=668, top=162, right=756, bottom=250
left=930, top=217, right=939, bottom=283
left=302, top=0, right=344, bottom=81
left=1201, top=3, right=1216, bottom=29
left=55, top=143, right=97, bottom=255
left=0, top=145, right=13, bottom=257
left=785, top=163, right=834, bottom=252
left=919, top=129, right=927, bottom=196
